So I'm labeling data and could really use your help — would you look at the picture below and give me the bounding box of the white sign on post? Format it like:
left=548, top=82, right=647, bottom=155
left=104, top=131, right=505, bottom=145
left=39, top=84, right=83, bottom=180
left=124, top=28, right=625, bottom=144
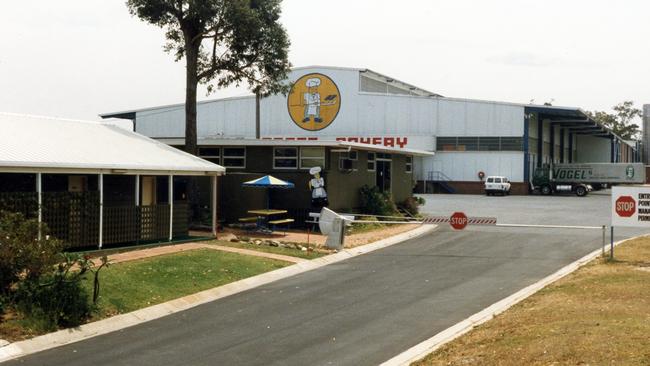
left=611, top=186, right=650, bottom=227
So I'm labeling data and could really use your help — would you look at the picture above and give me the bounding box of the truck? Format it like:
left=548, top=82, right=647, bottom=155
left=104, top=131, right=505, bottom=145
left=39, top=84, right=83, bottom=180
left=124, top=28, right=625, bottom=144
left=532, top=163, right=646, bottom=197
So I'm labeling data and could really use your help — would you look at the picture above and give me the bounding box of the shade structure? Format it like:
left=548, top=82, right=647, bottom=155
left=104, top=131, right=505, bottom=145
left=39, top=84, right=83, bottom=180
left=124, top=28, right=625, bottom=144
left=242, top=175, right=295, bottom=189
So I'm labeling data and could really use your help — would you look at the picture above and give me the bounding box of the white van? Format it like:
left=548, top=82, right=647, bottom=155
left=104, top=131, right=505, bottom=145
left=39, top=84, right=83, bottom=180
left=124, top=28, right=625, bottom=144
left=485, top=176, right=511, bottom=196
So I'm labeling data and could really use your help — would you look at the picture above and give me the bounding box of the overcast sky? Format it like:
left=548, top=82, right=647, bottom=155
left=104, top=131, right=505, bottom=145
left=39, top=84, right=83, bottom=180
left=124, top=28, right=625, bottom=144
left=1, top=0, right=648, bottom=122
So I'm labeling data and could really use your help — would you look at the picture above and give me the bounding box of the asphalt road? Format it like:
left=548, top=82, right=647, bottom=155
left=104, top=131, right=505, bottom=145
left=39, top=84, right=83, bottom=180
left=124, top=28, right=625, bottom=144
left=8, top=193, right=648, bottom=366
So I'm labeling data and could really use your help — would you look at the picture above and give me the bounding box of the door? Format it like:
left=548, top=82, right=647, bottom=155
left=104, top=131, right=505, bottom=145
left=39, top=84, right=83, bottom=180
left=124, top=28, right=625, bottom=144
left=376, top=161, right=392, bottom=193
left=141, top=177, right=156, bottom=206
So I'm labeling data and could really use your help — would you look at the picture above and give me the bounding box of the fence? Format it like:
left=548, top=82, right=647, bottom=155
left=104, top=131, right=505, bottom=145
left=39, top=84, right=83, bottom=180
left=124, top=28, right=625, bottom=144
left=0, top=192, right=189, bottom=249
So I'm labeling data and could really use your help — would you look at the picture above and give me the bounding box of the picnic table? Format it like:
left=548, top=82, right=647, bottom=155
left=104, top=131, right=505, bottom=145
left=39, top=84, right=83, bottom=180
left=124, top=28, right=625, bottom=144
left=242, top=209, right=291, bottom=233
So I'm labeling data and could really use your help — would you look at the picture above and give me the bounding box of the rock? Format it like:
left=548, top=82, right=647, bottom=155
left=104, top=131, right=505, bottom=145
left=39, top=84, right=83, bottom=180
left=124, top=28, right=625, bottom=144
left=239, top=236, right=251, bottom=242
left=230, top=238, right=239, bottom=243
left=268, top=241, right=279, bottom=247
left=253, top=239, right=263, bottom=246
left=300, top=247, right=308, bottom=252
left=278, top=243, right=288, bottom=248
left=0, top=339, right=9, bottom=347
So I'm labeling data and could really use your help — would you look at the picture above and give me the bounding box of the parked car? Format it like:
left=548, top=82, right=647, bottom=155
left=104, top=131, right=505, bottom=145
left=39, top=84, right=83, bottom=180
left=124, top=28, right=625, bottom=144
left=485, top=176, right=511, bottom=196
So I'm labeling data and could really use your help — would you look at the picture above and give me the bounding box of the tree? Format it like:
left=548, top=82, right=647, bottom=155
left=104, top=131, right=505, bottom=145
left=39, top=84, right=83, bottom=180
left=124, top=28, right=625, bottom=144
left=126, top=0, right=291, bottom=156
left=587, top=101, right=642, bottom=140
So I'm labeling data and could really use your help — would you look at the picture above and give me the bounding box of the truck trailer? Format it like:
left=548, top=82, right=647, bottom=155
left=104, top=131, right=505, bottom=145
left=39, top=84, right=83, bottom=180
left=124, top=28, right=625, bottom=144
left=532, top=163, right=645, bottom=196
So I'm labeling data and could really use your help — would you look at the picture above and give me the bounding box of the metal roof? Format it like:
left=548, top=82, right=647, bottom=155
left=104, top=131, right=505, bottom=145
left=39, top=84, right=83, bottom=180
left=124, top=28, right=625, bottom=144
left=524, top=105, right=628, bottom=141
left=155, top=138, right=434, bottom=157
left=0, top=113, right=225, bottom=175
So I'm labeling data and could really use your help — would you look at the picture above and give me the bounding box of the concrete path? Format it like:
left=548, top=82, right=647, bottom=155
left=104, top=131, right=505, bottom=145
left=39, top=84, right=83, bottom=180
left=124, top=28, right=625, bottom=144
left=95, top=242, right=308, bottom=266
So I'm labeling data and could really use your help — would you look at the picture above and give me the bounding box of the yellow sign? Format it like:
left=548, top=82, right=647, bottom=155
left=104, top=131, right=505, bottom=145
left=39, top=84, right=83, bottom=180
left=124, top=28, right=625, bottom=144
left=287, top=73, right=341, bottom=131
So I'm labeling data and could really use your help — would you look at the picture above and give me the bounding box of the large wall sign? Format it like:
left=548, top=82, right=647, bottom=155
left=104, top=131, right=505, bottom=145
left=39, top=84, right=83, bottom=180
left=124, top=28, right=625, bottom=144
left=287, top=73, right=341, bottom=131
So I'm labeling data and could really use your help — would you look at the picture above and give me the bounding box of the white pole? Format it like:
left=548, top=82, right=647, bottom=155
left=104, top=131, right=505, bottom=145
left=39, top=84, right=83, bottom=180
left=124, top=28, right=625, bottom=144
left=99, top=173, right=103, bottom=249
left=36, top=173, right=42, bottom=240
left=135, top=174, right=140, bottom=206
left=169, top=175, right=173, bottom=241
left=212, top=175, right=218, bottom=237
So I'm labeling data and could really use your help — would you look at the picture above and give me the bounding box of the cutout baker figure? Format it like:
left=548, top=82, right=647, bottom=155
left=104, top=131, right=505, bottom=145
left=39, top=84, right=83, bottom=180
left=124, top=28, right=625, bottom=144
left=309, top=166, right=328, bottom=208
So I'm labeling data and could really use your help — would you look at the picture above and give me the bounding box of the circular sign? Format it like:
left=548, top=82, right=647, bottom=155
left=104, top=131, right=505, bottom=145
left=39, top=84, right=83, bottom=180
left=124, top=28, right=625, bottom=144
left=615, top=196, right=636, bottom=217
left=450, top=212, right=468, bottom=230
left=287, top=73, right=341, bottom=131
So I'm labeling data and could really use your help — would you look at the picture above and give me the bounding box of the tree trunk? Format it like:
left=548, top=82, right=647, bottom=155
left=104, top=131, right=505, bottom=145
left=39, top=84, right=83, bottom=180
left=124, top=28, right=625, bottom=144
left=255, top=92, right=261, bottom=139
left=184, top=34, right=201, bottom=226
left=184, top=40, right=199, bottom=156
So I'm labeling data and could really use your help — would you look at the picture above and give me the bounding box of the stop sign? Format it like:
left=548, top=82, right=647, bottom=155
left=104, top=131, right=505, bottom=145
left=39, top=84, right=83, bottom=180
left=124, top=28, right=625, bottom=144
left=615, top=196, right=636, bottom=217
left=450, top=212, right=468, bottom=230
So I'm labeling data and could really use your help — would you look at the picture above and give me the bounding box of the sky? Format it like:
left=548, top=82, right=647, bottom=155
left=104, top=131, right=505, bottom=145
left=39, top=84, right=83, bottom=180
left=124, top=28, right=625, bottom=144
left=1, top=0, right=649, bottom=122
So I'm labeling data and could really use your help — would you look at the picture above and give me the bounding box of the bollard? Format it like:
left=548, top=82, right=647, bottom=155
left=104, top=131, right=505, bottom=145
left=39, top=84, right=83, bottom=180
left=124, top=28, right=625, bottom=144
left=602, top=225, right=606, bottom=258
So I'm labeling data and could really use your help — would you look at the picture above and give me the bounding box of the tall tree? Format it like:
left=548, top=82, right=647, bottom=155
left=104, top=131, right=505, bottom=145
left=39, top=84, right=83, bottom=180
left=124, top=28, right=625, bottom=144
left=587, top=101, right=642, bottom=140
left=126, top=0, right=291, bottom=156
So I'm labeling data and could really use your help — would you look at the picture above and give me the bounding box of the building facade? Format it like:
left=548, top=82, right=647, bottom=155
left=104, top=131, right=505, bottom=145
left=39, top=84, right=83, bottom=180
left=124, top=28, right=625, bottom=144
left=103, top=66, right=639, bottom=195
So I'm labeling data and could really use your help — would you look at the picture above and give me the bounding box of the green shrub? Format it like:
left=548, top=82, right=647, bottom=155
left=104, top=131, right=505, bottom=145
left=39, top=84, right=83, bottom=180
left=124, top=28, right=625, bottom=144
left=14, top=253, right=94, bottom=330
left=399, top=197, right=421, bottom=216
left=15, top=276, right=91, bottom=331
left=0, top=211, right=62, bottom=296
left=359, top=185, right=398, bottom=216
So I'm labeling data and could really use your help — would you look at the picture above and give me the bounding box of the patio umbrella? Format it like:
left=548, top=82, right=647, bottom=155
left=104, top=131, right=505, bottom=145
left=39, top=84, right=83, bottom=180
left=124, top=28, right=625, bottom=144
left=242, top=175, right=295, bottom=208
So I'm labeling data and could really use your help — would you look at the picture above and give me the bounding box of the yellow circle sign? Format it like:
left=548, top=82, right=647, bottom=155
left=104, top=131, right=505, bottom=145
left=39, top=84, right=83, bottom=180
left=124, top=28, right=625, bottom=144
left=287, top=73, right=341, bottom=131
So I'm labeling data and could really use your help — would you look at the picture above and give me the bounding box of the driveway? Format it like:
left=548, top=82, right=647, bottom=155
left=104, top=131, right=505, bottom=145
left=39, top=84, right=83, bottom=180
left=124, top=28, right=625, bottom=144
left=7, top=194, right=648, bottom=366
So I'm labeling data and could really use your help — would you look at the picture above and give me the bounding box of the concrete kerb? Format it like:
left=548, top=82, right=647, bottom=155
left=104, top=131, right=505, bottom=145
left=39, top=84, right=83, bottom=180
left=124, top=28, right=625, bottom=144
left=380, top=233, right=650, bottom=366
left=0, top=224, right=436, bottom=363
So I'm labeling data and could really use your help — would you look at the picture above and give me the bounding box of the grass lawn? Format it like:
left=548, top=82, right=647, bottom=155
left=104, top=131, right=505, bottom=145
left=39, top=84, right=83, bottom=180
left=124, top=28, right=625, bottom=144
left=414, top=236, right=650, bottom=366
left=1, top=249, right=289, bottom=341
left=211, top=240, right=327, bottom=259
left=87, top=248, right=289, bottom=318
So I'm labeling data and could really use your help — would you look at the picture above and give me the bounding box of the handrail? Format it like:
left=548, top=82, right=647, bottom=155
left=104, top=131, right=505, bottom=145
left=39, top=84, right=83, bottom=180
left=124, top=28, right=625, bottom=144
left=426, top=170, right=452, bottom=181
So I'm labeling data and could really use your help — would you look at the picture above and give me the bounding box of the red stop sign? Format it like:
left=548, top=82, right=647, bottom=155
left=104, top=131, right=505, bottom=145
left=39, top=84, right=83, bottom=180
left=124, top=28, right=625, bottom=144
left=615, top=196, right=636, bottom=217
left=450, top=212, right=468, bottom=230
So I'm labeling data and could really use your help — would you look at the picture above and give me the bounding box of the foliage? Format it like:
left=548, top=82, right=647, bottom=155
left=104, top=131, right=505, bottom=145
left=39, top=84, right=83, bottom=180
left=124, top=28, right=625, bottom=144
left=399, top=196, right=422, bottom=216
left=587, top=101, right=642, bottom=140
left=0, top=211, right=62, bottom=296
left=126, top=0, right=292, bottom=155
left=14, top=253, right=94, bottom=330
left=359, top=185, right=398, bottom=217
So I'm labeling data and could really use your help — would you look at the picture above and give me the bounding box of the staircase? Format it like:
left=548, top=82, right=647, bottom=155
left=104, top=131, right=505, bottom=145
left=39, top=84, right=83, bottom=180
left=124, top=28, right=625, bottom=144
left=426, top=171, right=456, bottom=194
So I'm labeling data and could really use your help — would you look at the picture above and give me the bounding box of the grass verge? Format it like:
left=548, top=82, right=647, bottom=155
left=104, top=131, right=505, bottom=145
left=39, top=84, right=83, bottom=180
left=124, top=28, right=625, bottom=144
left=414, top=236, right=650, bottom=366
left=0, top=248, right=289, bottom=341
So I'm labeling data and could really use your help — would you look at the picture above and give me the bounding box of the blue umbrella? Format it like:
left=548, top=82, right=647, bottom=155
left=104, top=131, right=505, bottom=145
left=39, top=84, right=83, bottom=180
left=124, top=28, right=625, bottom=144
left=243, top=175, right=295, bottom=189
left=242, top=175, right=295, bottom=208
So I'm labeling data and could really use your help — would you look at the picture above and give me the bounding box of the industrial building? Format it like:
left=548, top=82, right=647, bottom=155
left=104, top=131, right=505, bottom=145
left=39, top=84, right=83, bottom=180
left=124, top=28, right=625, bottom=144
left=102, top=66, right=639, bottom=197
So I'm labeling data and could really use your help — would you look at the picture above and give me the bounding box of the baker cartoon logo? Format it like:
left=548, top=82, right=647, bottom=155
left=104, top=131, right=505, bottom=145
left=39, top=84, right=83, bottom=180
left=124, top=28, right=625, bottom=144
left=287, top=73, right=341, bottom=131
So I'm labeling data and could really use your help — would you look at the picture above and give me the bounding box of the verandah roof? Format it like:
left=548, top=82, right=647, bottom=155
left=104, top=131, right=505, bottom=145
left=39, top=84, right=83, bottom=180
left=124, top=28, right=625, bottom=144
left=0, top=113, right=225, bottom=176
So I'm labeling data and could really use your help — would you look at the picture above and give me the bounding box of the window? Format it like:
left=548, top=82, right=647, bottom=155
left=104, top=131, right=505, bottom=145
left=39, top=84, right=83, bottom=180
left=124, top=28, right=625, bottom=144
left=346, top=150, right=358, bottom=161
left=367, top=152, right=376, bottom=171
left=436, top=137, right=524, bottom=152
left=376, top=153, right=392, bottom=160
left=487, top=177, right=494, bottom=183
left=222, top=147, right=245, bottom=168
left=300, top=147, right=325, bottom=169
left=437, top=137, right=458, bottom=151
left=405, top=156, right=413, bottom=174
left=198, top=147, right=220, bottom=164
left=274, top=147, right=298, bottom=169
